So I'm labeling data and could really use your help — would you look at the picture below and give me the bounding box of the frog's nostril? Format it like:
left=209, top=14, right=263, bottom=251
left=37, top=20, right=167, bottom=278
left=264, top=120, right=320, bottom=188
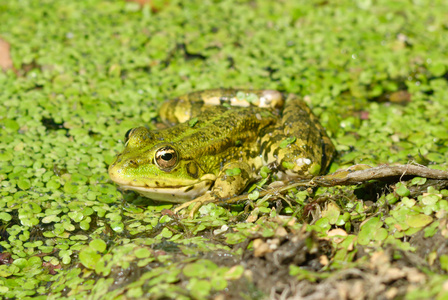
left=128, top=160, right=138, bottom=167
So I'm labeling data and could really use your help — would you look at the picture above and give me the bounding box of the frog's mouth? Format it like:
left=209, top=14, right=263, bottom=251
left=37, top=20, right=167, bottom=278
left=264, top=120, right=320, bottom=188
left=110, top=174, right=217, bottom=203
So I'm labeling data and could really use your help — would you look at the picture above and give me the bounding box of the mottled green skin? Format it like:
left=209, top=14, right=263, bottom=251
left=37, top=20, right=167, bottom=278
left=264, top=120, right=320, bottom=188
left=108, top=89, right=335, bottom=205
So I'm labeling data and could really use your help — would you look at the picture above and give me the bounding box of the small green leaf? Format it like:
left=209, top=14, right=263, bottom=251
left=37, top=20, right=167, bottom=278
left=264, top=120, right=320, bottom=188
left=183, top=262, right=207, bottom=278
left=46, top=179, right=61, bottom=190
left=308, top=163, right=321, bottom=175
left=225, top=167, right=241, bottom=176
left=160, top=227, right=173, bottom=238
left=111, top=221, right=124, bottom=232
left=17, top=178, right=31, bottom=190
left=321, top=202, right=340, bottom=225
left=424, top=221, right=440, bottom=238
left=224, top=265, right=244, bottom=280
left=0, top=265, right=14, bottom=277
left=79, top=247, right=101, bottom=269
left=373, top=228, right=388, bottom=241
left=313, top=217, right=331, bottom=233
left=358, top=217, right=383, bottom=245
left=428, top=62, right=446, bottom=77
left=406, top=214, right=433, bottom=228
left=0, top=212, right=12, bottom=221
left=402, top=197, right=416, bottom=207
left=282, top=161, right=295, bottom=169
left=64, top=181, right=79, bottom=194
left=411, top=177, right=426, bottom=186
left=80, top=220, right=90, bottom=230
left=236, top=91, right=246, bottom=100
left=386, top=193, right=398, bottom=204
left=0, top=150, right=13, bottom=162
left=134, top=248, right=151, bottom=259
left=12, top=258, right=28, bottom=269
left=279, top=136, right=296, bottom=149
left=2, top=119, right=20, bottom=131
left=189, top=117, right=198, bottom=127
left=159, top=215, right=172, bottom=223
left=68, top=211, right=84, bottom=222
left=248, top=190, right=259, bottom=200
left=422, top=194, right=439, bottom=206
left=260, top=166, right=271, bottom=178
left=188, top=279, right=212, bottom=299
left=225, top=233, right=247, bottom=245
left=42, top=215, right=60, bottom=223
left=246, top=93, right=259, bottom=103
left=89, top=239, right=107, bottom=253
left=211, top=277, right=227, bottom=291
left=396, top=182, right=410, bottom=197
left=440, top=255, right=448, bottom=271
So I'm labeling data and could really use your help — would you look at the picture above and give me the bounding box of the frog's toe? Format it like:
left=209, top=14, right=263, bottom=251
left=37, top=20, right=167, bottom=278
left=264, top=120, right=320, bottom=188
left=173, top=201, right=192, bottom=214
left=189, top=202, right=203, bottom=218
left=173, top=197, right=210, bottom=218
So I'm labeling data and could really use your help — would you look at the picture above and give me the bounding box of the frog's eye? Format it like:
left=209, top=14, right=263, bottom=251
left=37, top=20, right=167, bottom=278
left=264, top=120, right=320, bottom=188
left=155, top=146, right=178, bottom=171
left=124, top=128, right=135, bottom=143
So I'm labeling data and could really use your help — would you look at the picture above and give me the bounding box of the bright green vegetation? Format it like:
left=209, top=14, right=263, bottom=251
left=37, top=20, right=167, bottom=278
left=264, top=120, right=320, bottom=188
left=1, top=0, right=448, bottom=299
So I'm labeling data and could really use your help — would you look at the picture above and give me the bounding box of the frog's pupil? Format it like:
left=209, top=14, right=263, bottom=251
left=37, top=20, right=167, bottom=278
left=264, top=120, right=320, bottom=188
left=162, top=153, right=172, bottom=161
left=124, top=128, right=134, bottom=142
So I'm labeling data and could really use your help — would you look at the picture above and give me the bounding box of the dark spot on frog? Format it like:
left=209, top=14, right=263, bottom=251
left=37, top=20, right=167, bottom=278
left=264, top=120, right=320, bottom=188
left=219, top=96, right=230, bottom=104
left=186, top=162, right=199, bottom=179
left=128, top=160, right=138, bottom=168
left=184, top=185, right=194, bottom=192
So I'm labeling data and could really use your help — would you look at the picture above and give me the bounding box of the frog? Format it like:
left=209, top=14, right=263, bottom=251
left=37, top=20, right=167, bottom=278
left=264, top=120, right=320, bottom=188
left=108, top=89, right=335, bottom=216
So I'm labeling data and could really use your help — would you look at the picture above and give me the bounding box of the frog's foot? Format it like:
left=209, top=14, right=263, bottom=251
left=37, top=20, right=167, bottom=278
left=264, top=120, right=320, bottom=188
left=173, top=193, right=216, bottom=218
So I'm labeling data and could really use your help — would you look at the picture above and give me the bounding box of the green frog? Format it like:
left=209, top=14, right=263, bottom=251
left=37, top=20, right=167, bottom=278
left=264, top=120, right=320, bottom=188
left=108, top=89, right=335, bottom=215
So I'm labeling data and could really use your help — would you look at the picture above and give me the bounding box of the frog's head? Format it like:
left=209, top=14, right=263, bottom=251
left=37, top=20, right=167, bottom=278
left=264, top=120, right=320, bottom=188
left=108, top=127, right=215, bottom=203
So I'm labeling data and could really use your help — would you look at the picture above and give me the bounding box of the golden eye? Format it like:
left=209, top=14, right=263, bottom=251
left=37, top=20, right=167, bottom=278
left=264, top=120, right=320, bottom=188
left=155, top=146, right=178, bottom=171
left=124, top=128, right=135, bottom=143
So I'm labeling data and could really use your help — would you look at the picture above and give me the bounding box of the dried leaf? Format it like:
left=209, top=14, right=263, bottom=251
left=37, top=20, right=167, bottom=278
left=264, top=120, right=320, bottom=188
left=0, top=38, right=13, bottom=71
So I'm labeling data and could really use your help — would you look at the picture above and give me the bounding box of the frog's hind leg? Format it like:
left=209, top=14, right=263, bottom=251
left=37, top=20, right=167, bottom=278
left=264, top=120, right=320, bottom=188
left=261, top=94, right=335, bottom=178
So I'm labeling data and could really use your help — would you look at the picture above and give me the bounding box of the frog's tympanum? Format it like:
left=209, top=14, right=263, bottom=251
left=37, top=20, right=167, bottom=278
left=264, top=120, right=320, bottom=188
left=108, top=89, right=335, bottom=215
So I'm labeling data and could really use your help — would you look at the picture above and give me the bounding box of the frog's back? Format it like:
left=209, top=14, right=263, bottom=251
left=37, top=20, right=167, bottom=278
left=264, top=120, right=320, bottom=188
left=159, top=88, right=284, bottom=125
left=160, top=89, right=334, bottom=178
left=158, top=104, right=277, bottom=161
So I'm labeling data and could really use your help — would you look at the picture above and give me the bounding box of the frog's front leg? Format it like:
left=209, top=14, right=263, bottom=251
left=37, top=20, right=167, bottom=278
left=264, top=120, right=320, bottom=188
left=173, top=162, right=253, bottom=217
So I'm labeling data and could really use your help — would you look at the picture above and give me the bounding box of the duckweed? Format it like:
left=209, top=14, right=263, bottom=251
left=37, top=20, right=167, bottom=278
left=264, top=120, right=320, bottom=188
left=1, top=0, right=447, bottom=298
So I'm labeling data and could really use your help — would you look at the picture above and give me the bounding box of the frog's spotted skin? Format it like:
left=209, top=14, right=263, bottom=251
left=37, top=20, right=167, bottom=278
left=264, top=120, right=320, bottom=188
left=258, top=93, right=334, bottom=178
left=159, top=89, right=284, bottom=125
left=108, top=89, right=335, bottom=214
